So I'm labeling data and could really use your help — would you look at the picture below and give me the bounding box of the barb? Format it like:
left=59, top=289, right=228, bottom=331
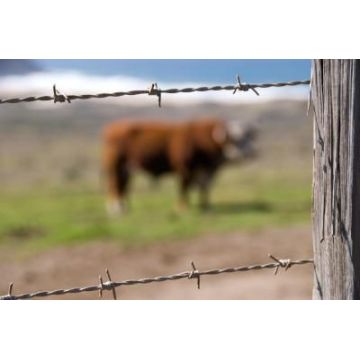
left=0, top=79, right=310, bottom=105
left=53, top=84, right=71, bottom=104
left=105, top=268, right=117, bottom=300
left=188, top=261, right=201, bottom=289
left=233, top=74, right=259, bottom=96
left=5, top=283, right=16, bottom=300
left=98, top=269, right=117, bottom=299
left=98, top=275, right=104, bottom=298
left=148, top=83, right=161, bottom=107
left=268, top=254, right=291, bottom=275
left=0, top=256, right=313, bottom=300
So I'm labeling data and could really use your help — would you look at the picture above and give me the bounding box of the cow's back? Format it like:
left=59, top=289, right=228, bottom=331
left=103, top=120, right=178, bottom=176
left=103, top=118, right=226, bottom=176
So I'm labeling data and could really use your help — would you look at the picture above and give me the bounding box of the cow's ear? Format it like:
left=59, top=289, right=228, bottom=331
left=212, top=124, right=227, bottom=144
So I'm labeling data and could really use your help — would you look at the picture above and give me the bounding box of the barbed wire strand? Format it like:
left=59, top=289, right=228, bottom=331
left=0, top=254, right=313, bottom=300
left=0, top=78, right=310, bottom=107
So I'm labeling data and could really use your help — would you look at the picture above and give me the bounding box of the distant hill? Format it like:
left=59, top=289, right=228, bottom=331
left=0, top=60, right=42, bottom=76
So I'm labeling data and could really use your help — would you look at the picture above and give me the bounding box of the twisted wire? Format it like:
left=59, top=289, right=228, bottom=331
left=0, top=257, right=313, bottom=300
left=0, top=80, right=310, bottom=105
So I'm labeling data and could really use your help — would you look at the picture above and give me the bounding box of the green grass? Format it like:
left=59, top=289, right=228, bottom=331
left=0, top=164, right=312, bottom=253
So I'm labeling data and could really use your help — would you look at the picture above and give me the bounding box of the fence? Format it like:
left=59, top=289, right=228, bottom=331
left=0, top=255, right=313, bottom=300
left=0, top=74, right=312, bottom=300
left=0, top=77, right=310, bottom=107
left=311, top=60, right=360, bottom=299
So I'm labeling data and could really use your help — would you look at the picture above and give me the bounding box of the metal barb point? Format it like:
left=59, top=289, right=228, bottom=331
left=98, top=275, right=104, bottom=298
left=106, top=268, right=117, bottom=300
left=268, top=254, right=291, bottom=275
left=8, top=283, right=13, bottom=297
left=148, top=83, right=162, bottom=107
left=188, top=261, right=201, bottom=289
left=233, top=74, right=259, bottom=96
left=233, top=75, right=242, bottom=94
left=53, top=84, right=71, bottom=104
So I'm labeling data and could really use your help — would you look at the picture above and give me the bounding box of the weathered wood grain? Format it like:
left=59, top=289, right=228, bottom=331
left=312, top=59, right=360, bottom=299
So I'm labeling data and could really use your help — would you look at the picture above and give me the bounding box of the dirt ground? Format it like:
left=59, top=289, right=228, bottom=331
left=0, top=225, right=313, bottom=300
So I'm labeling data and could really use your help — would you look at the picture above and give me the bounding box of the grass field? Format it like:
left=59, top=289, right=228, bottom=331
left=0, top=100, right=312, bottom=257
left=0, top=162, right=311, bottom=254
left=0, top=98, right=316, bottom=301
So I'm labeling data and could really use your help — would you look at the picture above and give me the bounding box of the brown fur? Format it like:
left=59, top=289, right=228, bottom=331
left=102, top=117, right=232, bottom=214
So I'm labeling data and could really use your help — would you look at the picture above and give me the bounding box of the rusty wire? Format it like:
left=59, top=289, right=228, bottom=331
left=0, top=255, right=313, bottom=300
left=0, top=78, right=310, bottom=107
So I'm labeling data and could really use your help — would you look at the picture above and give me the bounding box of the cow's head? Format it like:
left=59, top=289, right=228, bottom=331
left=219, top=120, right=258, bottom=162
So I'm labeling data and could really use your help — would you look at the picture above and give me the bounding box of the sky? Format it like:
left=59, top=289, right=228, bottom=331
left=0, top=60, right=311, bottom=105
left=37, top=60, right=311, bottom=83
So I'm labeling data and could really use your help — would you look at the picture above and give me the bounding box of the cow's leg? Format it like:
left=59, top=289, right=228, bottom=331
left=196, top=170, right=213, bottom=210
left=104, top=160, right=131, bottom=217
left=199, top=186, right=211, bottom=210
left=178, top=173, right=192, bottom=211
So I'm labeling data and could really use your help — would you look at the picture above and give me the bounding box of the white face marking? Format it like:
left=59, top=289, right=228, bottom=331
left=223, top=122, right=258, bottom=162
left=225, top=120, right=245, bottom=139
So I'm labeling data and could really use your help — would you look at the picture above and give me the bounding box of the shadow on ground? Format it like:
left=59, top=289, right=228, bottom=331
left=209, top=201, right=272, bottom=214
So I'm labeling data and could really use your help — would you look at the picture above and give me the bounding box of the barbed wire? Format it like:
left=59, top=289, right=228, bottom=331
left=0, top=77, right=310, bottom=107
left=0, top=254, right=313, bottom=300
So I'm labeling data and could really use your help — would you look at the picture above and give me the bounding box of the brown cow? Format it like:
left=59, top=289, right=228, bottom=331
left=102, top=117, right=257, bottom=215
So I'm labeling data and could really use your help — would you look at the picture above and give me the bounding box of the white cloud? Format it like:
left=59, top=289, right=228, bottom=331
left=0, top=71, right=309, bottom=107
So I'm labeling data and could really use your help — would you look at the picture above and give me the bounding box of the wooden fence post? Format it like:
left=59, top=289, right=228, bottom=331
left=312, top=59, right=360, bottom=299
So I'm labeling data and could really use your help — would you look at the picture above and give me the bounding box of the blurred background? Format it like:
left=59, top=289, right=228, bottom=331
left=0, top=59, right=313, bottom=299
